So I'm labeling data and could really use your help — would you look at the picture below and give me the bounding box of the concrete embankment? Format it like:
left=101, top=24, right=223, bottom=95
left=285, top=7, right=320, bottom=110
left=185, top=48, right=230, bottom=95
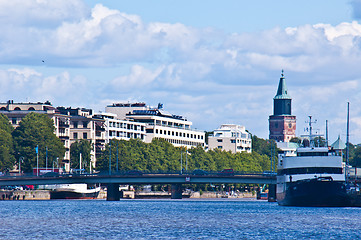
left=0, top=189, right=255, bottom=200
left=132, top=191, right=255, bottom=199
left=0, top=190, right=50, bottom=200
left=190, top=191, right=255, bottom=199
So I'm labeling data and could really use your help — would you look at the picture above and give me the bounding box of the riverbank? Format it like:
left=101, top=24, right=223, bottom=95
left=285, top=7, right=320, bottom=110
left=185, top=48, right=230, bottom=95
left=0, top=189, right=256, bottom=200
left=0, top=190, right=50, bottom=200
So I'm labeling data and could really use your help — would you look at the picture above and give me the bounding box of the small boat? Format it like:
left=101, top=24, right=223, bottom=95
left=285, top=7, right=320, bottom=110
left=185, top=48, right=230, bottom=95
left=50, top=184, right=100, bottom=199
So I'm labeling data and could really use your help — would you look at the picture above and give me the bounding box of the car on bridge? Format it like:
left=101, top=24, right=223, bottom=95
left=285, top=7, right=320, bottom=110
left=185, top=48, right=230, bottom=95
left=126, top=170, right=143, bottom=176
left=192, top=169, right=208, bottom=176
left=218, top=169, right=234, bottom=176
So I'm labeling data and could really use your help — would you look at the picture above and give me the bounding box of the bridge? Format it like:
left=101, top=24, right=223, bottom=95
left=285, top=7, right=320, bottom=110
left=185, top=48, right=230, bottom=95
left=0, top=172, right=277, bottom=201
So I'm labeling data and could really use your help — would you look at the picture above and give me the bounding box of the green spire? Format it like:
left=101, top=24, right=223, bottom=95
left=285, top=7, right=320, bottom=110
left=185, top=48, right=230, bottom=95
left=274, top=70, right=291, bottom=99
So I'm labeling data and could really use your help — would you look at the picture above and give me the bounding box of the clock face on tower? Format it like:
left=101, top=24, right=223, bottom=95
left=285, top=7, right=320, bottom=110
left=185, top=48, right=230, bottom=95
left=288, top=123, right=292, bottom=128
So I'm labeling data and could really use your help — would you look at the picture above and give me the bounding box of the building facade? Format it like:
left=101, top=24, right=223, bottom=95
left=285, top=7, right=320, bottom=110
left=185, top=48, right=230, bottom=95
left=56, top=107, right=106, bottom=171
left=93, top=112, right=146, bottom=143
left=269, top=71, right=296, bottom=142
left=106, top=103, right=205, bottom=148
left=208, top=124, right=252, bottom=153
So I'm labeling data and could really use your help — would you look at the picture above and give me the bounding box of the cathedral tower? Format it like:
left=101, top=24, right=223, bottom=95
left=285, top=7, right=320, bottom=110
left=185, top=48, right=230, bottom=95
left=269, top=71, right=296, bottom=142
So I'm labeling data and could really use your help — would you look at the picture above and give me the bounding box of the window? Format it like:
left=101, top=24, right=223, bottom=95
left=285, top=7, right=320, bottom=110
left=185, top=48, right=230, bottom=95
left=12, top=118, right=17, bottom=124
left=83, top=132, right=87, bottom=139
left=73, top=133, right=78, bottom=139
left=217, top=139, right=223, bottom=142
left=73, top=122, right=78, bottom=128
left=218, top=146, right=223, bottom=149
left=83, top=122, right=88, bottom=128
left=146, top=129, right=154, bottom=133
left=231, top=139, right=236, bottom=143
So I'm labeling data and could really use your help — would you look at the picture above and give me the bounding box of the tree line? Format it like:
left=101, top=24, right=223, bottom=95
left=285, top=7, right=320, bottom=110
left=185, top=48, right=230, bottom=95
left=0, top=113, right=65, bottom=173
left=93, top=136, right=277, bottom=173
left=0, top=113, right=280, bottom=174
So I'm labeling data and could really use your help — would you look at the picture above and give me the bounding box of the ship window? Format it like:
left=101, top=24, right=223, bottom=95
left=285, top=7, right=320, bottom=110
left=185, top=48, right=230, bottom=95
left=297, top=152, right=328, bottom=157
left=278, top=167, right=342, bottom=175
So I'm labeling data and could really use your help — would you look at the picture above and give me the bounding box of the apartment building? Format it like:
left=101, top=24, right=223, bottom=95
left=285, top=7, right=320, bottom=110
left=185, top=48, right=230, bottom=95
left=56, top=107, right=106, bottom=169
left=93, top=112, right=146, bottom=143
left=208, top=124, right=252, bottom=153
left=106, top=102, right=205, bottom=148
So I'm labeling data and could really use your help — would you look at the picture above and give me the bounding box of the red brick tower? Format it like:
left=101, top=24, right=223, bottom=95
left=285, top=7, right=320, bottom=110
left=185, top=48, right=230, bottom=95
left=269, top=71, right=296, bottom=142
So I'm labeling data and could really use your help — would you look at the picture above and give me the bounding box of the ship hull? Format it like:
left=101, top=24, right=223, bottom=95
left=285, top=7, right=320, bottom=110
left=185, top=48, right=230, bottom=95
left=50, top=184, right=100, bottom=200
left=277, top=179, right=350, bottom=207
left=50, top=190, right=100, bottom=199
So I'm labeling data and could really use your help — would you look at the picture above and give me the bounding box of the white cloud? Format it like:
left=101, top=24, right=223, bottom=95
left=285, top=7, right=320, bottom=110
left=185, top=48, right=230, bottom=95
left=3, top=1, right=361, bottom=143
left=110, top=65, right=164, bottom=90
left=0, top=68, right=91, bottom=107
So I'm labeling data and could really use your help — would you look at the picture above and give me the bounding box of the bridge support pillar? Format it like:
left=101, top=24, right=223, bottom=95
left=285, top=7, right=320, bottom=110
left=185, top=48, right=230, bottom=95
left=107, top=183, right=120, bottom=201
left=171, top=184, right=182, bottom=199
left=268, top=184, right=276, bottom=202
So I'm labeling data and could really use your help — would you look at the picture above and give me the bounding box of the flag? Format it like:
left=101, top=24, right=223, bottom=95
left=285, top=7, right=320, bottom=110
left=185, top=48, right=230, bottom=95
left=35, top=145, right=38, bottom=154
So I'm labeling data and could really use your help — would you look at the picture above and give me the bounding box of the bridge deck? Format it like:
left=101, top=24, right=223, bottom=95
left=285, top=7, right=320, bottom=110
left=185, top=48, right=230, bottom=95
left=0, top=173, right=277, bottom=186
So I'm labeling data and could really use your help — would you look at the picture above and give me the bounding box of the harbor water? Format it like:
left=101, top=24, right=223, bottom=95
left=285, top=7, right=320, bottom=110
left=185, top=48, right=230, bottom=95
left=1, top=199, right=361, bottom=239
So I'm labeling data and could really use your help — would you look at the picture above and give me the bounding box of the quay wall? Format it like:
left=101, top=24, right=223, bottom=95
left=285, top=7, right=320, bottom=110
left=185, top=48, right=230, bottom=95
left=0, top=189, right=256, bottom=200
left=190, top=191, right=255, bottom=198
left=0, top=190, right=50, bottom=200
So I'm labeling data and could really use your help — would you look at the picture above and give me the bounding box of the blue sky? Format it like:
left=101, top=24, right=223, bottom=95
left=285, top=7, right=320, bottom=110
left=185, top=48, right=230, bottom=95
left=85, top=1, right=352, bottom=32
left=1, top=0, right=361, bottom=144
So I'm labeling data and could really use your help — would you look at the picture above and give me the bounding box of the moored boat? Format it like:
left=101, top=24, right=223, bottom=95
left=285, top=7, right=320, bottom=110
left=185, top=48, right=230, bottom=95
left=50, top=184, right=100, bottom=199
left=277, top=116, right=351, bottom=207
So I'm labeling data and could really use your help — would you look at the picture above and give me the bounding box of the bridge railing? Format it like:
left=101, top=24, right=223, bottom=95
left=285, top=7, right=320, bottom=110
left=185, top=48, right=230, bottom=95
left=0, top=170, right=276, bottom=179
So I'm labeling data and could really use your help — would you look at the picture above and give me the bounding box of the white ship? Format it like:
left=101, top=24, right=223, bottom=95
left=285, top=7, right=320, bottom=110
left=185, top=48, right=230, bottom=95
left=50, top=184, right=101, bottom=199
left=277, top=116, right=350, bottom=207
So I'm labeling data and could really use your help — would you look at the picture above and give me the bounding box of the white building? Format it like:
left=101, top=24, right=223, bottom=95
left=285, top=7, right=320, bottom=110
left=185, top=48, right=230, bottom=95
left=105, top=102, right=147, bottom=120
left=208, top=124, right=252, bottom=153
left=93, top=112, right=146, bottom=143
left=106, top=103, right=205, bottom=148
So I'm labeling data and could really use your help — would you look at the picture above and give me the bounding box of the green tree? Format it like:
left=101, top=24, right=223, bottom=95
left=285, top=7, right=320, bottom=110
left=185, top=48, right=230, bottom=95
left=0, top=114, right=15, bottom=172
left=349, top=144, right=361, bottom=167
left=95, top=136, right=277, bottom=174
left=251, top=135, right=278, bottom=159
left=314, top=136, right=326, bottom=147
left=12, top=113, right=65, bottom=173
left=290, top=137, right=302, bottom=145
left=70, top=139, right=92, bottom=171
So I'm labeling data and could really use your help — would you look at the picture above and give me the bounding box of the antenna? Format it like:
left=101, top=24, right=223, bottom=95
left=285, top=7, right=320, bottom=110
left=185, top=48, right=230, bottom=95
left=306, top=116, right=317, bottom=138
left=346, top=102, right=350, bottom=166
left=326, top=120, right=328, bottom=147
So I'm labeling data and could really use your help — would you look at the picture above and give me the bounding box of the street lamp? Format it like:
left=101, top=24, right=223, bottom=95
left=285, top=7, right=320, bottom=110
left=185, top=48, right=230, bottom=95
left=19, top=156, right=24, bottom=174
